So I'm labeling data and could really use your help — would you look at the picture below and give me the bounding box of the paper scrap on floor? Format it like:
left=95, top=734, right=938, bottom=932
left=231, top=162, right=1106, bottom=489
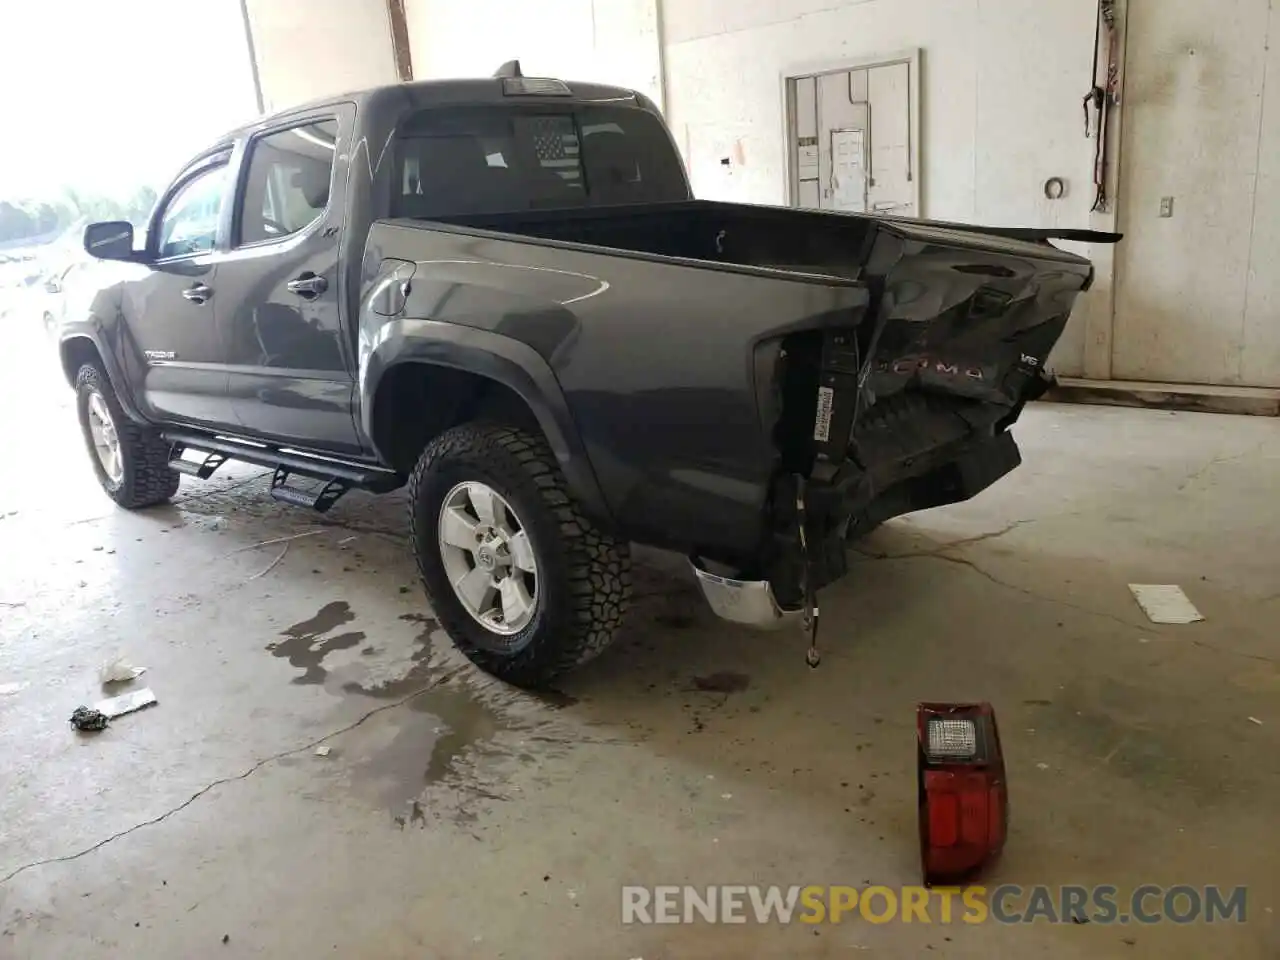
left=95, top=688, right=158, bottom=718
left=1128, top=584, right=1204, bottom=624
left=99, top=656, right=146, bottom=684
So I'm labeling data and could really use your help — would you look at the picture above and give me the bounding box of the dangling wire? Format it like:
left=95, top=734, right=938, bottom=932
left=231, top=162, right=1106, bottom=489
left=1085, top=0, right=1118, bottom=213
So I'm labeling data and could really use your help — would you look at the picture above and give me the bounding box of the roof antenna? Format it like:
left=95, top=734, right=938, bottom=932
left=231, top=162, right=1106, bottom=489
left=493, top=60, right=523, bottom=79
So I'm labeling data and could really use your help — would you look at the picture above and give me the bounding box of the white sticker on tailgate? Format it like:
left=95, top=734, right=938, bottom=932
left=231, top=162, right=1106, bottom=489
left=813, top=386, right=835, bottom=442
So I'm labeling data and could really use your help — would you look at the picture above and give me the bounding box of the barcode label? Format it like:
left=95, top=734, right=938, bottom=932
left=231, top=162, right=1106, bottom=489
left=813, top=386, right=834, bottom=442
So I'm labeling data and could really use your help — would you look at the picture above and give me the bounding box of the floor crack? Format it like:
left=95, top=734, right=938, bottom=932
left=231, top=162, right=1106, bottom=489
left=1176, top=440, right=1270, bottom=492
left=0, top=668, right=465, bottom=887
left=928, top=519, right=1034, bottom=551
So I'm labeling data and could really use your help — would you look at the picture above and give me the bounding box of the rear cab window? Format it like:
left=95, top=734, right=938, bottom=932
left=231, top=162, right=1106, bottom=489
left=391, top=105, right=688, bottom=218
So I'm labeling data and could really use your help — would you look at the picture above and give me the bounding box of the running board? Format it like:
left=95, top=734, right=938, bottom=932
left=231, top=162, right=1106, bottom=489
left=163, top=429, right=402, bottom=498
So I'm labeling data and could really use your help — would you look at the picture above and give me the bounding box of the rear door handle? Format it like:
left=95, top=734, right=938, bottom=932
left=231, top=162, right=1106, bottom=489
left=182, top=283, right=212, bottom=304
left=286, top=273, right=328, bottom=298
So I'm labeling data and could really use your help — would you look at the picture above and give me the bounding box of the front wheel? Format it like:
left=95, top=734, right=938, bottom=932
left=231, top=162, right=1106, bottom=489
left=75, top=364, right=181, bottom=509
left=409, top=422, right=631, bottom=688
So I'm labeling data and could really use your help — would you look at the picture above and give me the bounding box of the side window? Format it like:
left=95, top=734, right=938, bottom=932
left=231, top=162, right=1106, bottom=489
left=156, top=165, right=227, bottom=259
left=237, top=119, right=339, bottom=246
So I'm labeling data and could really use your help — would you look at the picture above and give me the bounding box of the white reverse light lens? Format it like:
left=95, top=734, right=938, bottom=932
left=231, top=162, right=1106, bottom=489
left=926, top=718, right=977, bottom=760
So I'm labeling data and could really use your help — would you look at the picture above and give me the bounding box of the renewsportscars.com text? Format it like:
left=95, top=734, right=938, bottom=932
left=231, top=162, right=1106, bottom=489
left=621, top=884, right=1248, bottom=926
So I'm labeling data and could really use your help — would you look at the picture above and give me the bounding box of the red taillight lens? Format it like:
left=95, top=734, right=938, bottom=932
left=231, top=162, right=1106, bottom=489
left=917, top=703, right=1008, bottom=886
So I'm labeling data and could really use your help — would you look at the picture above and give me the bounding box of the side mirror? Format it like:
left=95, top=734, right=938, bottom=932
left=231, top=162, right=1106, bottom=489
left=84, top=221, right=137, bottom=262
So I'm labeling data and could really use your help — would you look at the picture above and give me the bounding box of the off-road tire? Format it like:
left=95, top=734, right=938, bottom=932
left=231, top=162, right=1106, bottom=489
left=75, top=364, right=181, bottom=509
left=409, top=422, right=631, bottom=687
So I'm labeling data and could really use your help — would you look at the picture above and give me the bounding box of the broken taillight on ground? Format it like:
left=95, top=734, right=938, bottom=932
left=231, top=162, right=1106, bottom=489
left=917, top=702, right=1008, bottom=886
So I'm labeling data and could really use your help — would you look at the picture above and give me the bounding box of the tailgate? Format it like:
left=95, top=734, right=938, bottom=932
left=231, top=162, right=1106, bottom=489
left=855, top=219, right=1102, bottom=408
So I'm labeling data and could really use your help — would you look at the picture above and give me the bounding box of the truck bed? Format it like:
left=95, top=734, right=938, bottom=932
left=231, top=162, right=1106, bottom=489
left=424, top=199, right=1105, bottom=285
left=363, top=201, right=1109, bottom=584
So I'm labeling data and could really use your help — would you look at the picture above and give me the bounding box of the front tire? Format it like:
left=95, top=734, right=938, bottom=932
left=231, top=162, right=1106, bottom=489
left=75, top=364, right=180, bottom=509
left=409, top=422, right=631, bottom=688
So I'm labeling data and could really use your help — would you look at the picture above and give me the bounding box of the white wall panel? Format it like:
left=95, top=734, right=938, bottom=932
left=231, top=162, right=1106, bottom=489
left=405, top=0, right=663, bottom=108
left=244, top=0, right=398, bottom=113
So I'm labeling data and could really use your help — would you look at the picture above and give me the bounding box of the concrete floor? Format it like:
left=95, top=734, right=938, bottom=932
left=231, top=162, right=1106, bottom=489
left=2, top=328, right=1278, bottom=958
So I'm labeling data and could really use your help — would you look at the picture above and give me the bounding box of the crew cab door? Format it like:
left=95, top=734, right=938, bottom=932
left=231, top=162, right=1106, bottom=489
left=216, top=107, right=361, bottom=454
left=131, top=153, right=237, bottom=428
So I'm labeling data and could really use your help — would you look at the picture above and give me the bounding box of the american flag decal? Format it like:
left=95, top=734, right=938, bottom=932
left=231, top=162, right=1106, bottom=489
left=529, top=118, right=581, bottom=178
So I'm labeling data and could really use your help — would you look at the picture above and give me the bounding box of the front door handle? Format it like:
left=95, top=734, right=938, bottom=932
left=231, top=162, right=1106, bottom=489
left=182, top=283, right=212, bottom=304
left=286, top=273, right=328, bottom=298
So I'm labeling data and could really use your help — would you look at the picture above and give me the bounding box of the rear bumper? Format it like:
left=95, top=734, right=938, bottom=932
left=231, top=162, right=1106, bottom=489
left=690, top=559, right=804, bottom=628
left=860, top=430, right=1022, bottom=529
left=691, top=428, right=1023, bottom=627
left=766, top=424, right=1025, bottom=608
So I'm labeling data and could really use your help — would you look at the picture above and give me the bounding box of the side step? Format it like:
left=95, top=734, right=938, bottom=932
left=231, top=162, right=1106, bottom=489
left=163, top=429, right=402, bottom=514
left=169, top=450, right=228, bottom=480
left=270, top=467, right=350, bottom=513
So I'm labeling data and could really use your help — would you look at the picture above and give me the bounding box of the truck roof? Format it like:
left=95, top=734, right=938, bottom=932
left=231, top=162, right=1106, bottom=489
left=211, top=71, right=647, bottom=151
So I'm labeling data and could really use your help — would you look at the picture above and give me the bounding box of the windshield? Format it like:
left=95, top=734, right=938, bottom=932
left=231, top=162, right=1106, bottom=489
left=391, top=105, right=689, bottom=218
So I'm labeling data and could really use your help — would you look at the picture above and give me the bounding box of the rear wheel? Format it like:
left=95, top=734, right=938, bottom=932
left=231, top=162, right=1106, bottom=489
left=74, top=364, right=180, bottom=509
left=409, top=422, right=631, bottom=687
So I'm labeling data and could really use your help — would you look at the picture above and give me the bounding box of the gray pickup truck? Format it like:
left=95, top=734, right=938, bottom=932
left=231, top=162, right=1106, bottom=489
left=67, top=64, right=1117, bottom=686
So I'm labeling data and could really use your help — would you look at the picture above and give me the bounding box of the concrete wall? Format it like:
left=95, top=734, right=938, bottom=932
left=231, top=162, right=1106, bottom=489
left=404, top=0, right=664, bottom=108
left=243, top=0, right=398, bottom=113
left=1112, top=0, right=1280, bottom=387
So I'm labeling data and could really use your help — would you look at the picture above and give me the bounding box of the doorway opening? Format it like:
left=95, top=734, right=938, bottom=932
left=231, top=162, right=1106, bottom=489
left=783, top=52, right=921, bottom=217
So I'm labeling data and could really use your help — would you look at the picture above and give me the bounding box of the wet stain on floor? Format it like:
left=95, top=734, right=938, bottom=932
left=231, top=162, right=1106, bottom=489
left=535, top=689, right=579, bottom=709
left=268, top=601, right=366, bottom=684
left=265, top=602, right=540, bottom=827
left=337, top=621, right=439, bottom=700
left=356, top=681, right=507, bottom=814
left=692, top=671, right=751, bottom=694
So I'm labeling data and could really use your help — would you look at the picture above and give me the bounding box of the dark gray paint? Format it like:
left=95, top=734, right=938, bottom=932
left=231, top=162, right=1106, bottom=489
left=63, top=74, right=1114, bottom=570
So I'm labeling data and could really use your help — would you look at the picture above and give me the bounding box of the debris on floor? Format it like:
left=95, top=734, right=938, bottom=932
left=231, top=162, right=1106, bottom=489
left=99, top=656, right=146, bottom=685
left=69, top=706, right=110, bottom=731
left=246, top=545, right=289, bottom=582
left=1128, top=583, right=1204, bottom=624
left=315, top=745, right=332, bottom=757
left=95, top=687, right=158, bottom=718
left=0, top=681, right=28, bottom=696
left=1248, top=717, right=1263, bottom=726
left=227, top=530, right=322, bottom=555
